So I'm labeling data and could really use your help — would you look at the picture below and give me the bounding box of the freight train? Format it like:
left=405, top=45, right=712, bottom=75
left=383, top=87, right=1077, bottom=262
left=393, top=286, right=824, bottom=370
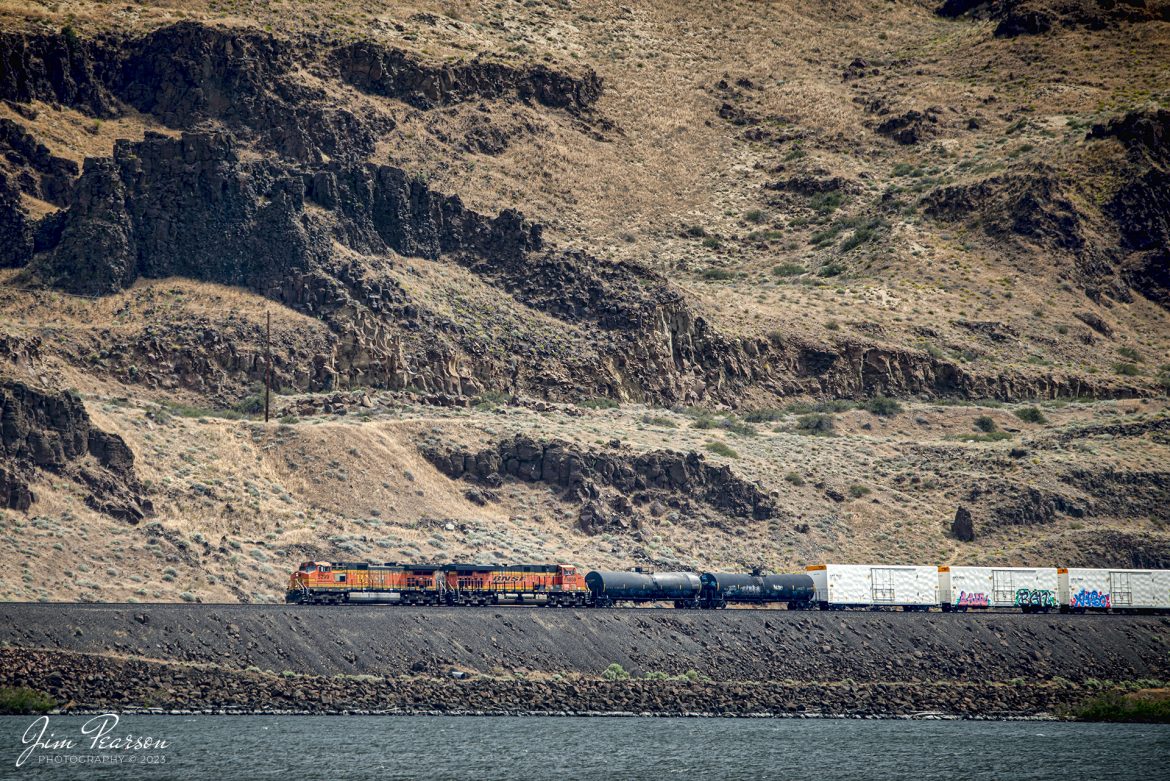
left=285, top=561, right=1170, bottom=613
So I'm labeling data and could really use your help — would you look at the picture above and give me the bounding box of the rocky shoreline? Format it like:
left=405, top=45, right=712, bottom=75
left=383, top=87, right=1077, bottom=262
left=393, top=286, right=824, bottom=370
left=0, top=648, right=1103, bottom=719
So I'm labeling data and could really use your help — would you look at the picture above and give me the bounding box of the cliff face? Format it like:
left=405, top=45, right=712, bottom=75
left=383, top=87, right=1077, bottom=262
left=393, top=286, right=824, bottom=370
left=424, top=433, right=778, bottom=536
left=937, top=0, right=1170, bottom=37
left=0, top=22, right=601, bottom=162
left=2, top=19, right=1164, bottom=405
left=332, top=40, right=603, bottom=112
left=0, top=379, right=150, bottom=522
left=1093, top=110, right=1170, bottom=309
left=16, top=129, right=1142, bottom=404
left=31, top=130, right=538, bottom=297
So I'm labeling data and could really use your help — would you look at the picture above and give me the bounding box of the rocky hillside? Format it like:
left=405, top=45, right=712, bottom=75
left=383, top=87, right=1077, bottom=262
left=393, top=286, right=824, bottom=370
left=0, top=0, right=1167, bottom=601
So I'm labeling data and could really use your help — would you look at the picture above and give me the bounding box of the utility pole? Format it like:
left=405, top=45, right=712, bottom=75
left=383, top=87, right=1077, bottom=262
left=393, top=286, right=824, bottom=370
left=264, top=310, right=272, bottom=423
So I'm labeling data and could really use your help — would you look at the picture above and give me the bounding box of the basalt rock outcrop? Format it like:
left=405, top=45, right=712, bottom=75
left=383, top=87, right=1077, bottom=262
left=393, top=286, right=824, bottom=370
left=951, top=506, right=976, bottom=542
left=1060, top=468, right=1170, bottom=521
left=0, top=22, right=601, bottom=164
left=423, top=434, right=777, bottom=534
left=935, top=0, right=1170, bottom=36
left=0, top=117, right=78, bottom=206
left=0, top=378, right=151, bottom=521
left=0, top=174, right=31, bottom=268
left=333, top=41, right=602, bottom=112
left=963, top=479, right=1086, bottom=531
left=0, top=27, right=118, bottom=115
left=28, top=130, right=538, bottom=296
left=1089, top=109, right=1170, bottom=308
left=115, top=23, right=385, bottom=163
left=922, top=170, right=1088, bottom=253
left=875, top=109, right=939, bottom=145
left=919, top=158, right=1164, bottom=306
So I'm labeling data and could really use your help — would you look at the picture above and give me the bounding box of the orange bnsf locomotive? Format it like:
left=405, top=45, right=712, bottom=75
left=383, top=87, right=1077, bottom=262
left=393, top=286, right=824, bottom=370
left=287, top=561, right=589, bottom=606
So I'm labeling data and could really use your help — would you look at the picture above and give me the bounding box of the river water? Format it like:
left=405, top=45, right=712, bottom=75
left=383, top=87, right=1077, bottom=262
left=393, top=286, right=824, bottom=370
left=0, top=715, right=1166, bottom=780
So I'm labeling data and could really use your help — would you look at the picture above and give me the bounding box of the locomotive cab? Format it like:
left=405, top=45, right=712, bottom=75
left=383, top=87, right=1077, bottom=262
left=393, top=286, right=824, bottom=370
left=286, top=561, right=332, bottom=603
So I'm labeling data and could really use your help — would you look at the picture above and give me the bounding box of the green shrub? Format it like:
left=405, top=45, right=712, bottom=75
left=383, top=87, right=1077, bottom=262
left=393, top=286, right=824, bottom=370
left=1014, top=406, right=1047, bottom=424
left=702, top=267, right=735, bottom=281
left=743, top=407, right=784, bottom=422
left=810, top=225, right=843, bottom=246
left=788, top=399, right=854, bottom=415
left=817, top=262, right=845, bottom=278
left=744, top=209, right=767, bottom=224
left=579, top=397, right=619, bottom=410
left=689, top=410, right=718, bottom=429
left=1114, top=362, right=1140, bottom=376
left=784, top=472, right=805, bottom=486
left=234, top=394, right=265, bottom=415
left=701, top=236, right=722, bottom=250
left=795, top=413, right=834, bottom=435
left=161, top=400, right=246, bottom=420
left=602, top=663, right=630, bottom=681
left=705, top=441, right=739, bottom=458
left=642, top=415, right=677, bottom=428
left=848, top=484, right=871, bottom=499
left=721, top=418, right=757, bottom=437
left=809, top=191, right=844, bottom=214
left=772, top=263, right=805, bottom=277
left=1117, top=346, right=1142, bottom=362
left=863, top=396, right=902, bottom=417
left=839, top=219, right=887, bottom=253
left=951, top=431, right=1013, bottom=442
left=1072, top=692, right=1170, bottom=723
left=0, top=687, right=55, bottom=714
left=974, top=415, right=997, bottom=433
left=61, top=24, right=80, bottom=48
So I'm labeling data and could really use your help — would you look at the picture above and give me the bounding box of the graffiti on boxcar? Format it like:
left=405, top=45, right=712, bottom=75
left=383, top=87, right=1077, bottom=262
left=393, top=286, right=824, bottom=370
left=956, top=591, right=989, bottom=608
left=1014, top=589, right=1056, bottom=608
left=1070, top=589, right=1111, bottom=609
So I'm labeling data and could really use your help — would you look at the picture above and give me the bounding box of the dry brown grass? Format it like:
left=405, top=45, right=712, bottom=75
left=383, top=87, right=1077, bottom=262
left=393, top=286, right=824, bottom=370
left=3, top=353, right=1167, bottom=602
left=2, top=1, right=1169, bottom=600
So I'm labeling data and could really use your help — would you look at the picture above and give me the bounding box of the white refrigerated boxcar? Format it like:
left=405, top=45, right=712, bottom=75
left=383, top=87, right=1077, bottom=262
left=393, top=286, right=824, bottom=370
left=806, top=564, right=938, bottom=609
left=938, top=566, right=1059, bottom=611
left=1059, top=568, right=1170, bottom=611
